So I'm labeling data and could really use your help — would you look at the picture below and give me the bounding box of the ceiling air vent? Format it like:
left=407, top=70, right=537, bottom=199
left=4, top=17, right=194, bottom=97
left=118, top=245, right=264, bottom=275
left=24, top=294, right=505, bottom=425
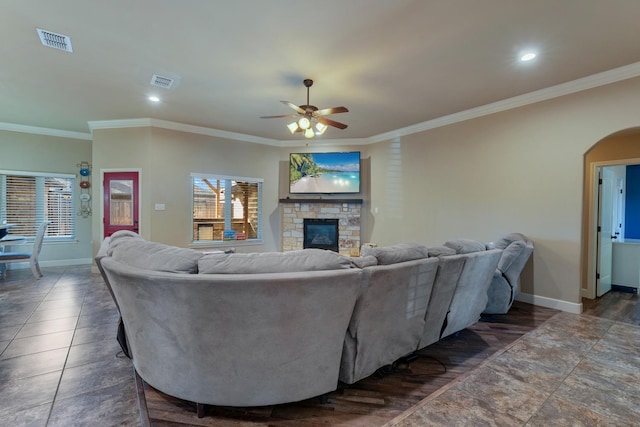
left=36, top=28, right=73, bottom=52
left=150, top=74, right=174, bottom=89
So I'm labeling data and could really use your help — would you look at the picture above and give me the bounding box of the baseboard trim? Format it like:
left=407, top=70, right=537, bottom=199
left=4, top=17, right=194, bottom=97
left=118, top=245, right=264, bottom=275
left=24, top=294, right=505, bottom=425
left=611, top=284, right=638, bottom=294
left=581, top=287, right=594, bottom=299
left=5, top=258, right=92, bottom=271
left=42, top=258, right=93, bottom=267
left=516, top=292, right=582, bottom=314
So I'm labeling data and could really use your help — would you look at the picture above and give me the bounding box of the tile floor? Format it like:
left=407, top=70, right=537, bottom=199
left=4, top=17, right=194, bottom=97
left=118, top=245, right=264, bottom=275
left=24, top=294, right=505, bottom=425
left=387, top=312, right=640, bottom=426
left=3, top=265, right=639, bottom=426
left=0, top=266, right=140, bottom=426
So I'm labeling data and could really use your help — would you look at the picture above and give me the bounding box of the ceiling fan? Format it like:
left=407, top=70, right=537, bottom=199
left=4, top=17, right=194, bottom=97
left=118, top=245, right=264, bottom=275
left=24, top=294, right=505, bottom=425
left=260, top=79, right=349, bottom=138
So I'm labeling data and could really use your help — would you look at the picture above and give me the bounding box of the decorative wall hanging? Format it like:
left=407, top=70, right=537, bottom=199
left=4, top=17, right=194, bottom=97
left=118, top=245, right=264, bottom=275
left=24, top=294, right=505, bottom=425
left=77, top=161, right=92, bottom=217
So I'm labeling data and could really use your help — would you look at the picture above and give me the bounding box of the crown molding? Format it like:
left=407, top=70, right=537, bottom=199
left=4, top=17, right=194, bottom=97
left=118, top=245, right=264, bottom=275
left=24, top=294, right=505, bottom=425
left=88, top=118, right=281, bottom=146
left=88, top=118, right=369, bottom=147
left=87, top=118, right=151, bottom=131
left=281, top=61, right=640, bottom=146
left=6, top=62, right=640, bottom=145
left=276, top=137, right=372, bottom=148
left=0, top=122, right=91, bottom=140
left=367, top=61, right=640, bottom=144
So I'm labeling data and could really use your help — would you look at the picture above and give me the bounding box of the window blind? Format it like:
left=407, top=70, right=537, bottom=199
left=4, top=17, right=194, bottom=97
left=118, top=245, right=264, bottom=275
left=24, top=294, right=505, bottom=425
left=1, top=171, right=75, bottom=239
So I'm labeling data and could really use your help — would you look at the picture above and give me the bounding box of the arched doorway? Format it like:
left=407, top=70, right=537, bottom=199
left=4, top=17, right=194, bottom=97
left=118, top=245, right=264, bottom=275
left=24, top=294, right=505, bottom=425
left=582, top=127, right=640, bottom=299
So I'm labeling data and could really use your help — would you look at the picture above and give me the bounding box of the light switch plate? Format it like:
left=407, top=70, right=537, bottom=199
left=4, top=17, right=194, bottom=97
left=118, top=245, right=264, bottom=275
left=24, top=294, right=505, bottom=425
left=155, top=203, right=166, bottom=211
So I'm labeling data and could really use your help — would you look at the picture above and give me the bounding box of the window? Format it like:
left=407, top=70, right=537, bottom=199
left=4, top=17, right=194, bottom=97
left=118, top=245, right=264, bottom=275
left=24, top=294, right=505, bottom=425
left=0, top=170, right=75, bottom=239
left=191, top=173, right=262, bottom=243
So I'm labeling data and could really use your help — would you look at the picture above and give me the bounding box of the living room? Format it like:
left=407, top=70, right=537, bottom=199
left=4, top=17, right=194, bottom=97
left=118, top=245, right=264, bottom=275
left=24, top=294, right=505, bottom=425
left=2, top=1, right=640, bottom=425
left=5, top=76, right=640, bottom=313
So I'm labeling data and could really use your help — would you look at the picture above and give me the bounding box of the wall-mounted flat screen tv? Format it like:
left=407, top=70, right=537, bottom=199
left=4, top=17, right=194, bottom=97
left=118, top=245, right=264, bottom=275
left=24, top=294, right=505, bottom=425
left=289, top=152, right=361, bottom=194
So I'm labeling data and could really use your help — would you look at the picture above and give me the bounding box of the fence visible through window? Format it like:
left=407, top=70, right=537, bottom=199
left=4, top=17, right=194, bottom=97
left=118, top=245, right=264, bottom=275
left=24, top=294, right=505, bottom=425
left=109, top=179, right=134, bottom=226
left=191, top=174, right=262, bottom=243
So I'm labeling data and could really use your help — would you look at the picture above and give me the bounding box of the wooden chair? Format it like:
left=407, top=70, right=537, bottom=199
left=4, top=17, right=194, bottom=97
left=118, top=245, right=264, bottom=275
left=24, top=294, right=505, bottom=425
left=0, top=221, right=50, bottom=279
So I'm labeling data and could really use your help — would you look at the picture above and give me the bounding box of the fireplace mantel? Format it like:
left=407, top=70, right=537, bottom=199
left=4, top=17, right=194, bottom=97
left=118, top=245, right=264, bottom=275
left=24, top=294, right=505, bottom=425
left=279, top=198, right=363, bottom=204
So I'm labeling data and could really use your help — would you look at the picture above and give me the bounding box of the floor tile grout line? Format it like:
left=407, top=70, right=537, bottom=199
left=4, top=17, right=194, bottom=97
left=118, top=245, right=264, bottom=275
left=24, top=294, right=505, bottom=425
left=552, top=318, right=640, bottom=424
left=0, top=274, right=63, bottom=417
left=10, top=321, right=81, bottom=342
left=40, top=269, right=133, bottom=425
left=520, top=314, right=617, bottom=425
left=0, top=267, right=138, bottom=424
left=0, top=344, right=74, bottom=362
left=0, top=279, right=60, bottom=359
left=44, top=269, right=91, bottom=426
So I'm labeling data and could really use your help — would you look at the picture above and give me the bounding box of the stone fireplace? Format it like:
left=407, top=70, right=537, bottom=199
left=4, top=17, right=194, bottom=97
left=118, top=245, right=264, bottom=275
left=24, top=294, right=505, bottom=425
left=281, top=200, right=362, bottom=256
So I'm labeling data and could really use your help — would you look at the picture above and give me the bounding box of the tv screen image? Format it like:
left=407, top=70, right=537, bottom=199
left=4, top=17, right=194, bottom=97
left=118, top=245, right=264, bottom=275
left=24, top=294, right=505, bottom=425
left=289, top=152, right=360, bottom=194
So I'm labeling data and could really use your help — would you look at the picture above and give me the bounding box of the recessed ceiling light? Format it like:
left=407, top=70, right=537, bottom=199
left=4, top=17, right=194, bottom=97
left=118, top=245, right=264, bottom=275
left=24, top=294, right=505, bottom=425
left=148, top=96, right=160, bottom=103
left=520, top=52, right=537, bottom=62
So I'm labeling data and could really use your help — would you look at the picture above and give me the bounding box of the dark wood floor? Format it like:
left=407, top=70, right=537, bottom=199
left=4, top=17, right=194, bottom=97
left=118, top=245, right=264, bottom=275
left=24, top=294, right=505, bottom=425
left=582, top=287, right=640, bottom=325
left=139, top=301, right=561, bottom=426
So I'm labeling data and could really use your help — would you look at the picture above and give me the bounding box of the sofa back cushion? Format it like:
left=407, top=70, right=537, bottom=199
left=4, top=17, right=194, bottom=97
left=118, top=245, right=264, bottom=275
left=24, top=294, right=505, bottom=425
left=497, top=240, right=527, bottom=272
left=360, top=243, right=429, bottom=265
left=427, top=245, right=457, bottom=257
left=443, top=238, right=487, bottom=254
left=198, top=249, right=353, bottom=274
left=106, top=230, right=144, bottom=252
left=494, top=232, right=529, bottom=250
left=108, top=237, right=203, bottom=274
left=349, top=255, right=378, bottom=268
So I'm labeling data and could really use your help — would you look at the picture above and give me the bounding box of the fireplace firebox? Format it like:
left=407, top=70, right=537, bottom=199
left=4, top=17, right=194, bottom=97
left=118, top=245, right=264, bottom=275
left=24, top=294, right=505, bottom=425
left=303, top=219, right=339, bottom=252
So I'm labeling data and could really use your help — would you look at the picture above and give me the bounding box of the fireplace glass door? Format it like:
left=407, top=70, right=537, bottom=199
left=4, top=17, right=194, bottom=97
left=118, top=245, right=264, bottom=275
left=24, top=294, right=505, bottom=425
left=303, top=219, right=339, bottom=252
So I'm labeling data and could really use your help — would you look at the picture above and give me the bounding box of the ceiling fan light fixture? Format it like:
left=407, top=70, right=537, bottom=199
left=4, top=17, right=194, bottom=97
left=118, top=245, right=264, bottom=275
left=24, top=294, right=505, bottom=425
left=262, top=78, right=348, bottom=139
left=315, top=122, right=327, bottom=135
left=298, top=117, right=311, bottom=130
left=287, top=122, right=299, bottom=134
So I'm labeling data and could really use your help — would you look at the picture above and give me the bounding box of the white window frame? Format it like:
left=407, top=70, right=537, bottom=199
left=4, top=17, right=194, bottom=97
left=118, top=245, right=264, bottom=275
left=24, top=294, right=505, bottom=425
left=190, top=173, right=263, bottom=246
left=0, top=169, right=76, bottom=241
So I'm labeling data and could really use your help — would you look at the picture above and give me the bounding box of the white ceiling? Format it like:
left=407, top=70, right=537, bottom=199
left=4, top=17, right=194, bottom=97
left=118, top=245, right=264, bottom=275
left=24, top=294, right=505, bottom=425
left=2, top=0, right=640, bottom=142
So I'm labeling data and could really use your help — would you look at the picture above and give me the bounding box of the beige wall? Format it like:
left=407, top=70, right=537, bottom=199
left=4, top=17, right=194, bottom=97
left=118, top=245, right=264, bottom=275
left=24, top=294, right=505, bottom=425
left=0, top=129, right=93, bottom=264
left=91, top=126, right=283, bottom=254
left=91, top=126, right=152, bottom=245
left=368, top=76, right=640, bottom=309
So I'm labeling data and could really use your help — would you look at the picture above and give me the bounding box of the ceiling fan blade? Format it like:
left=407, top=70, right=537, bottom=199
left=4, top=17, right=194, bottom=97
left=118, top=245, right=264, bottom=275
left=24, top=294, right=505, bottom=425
left=318, top=117, right=348, bottom=130
left=281, top=101, right=305, bottom=115
left=260, top=114, right=299, bottom=119
left=314, top=106, right=349, bottom=116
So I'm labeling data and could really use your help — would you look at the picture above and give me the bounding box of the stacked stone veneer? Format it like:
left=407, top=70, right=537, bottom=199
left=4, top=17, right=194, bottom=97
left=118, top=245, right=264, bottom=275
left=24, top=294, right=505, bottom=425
left=281, top=202, right=361, bottom=255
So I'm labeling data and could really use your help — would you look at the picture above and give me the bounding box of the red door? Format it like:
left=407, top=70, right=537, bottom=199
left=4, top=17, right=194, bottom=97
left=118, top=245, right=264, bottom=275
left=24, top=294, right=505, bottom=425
left=104, top=172, right=139, bottom=238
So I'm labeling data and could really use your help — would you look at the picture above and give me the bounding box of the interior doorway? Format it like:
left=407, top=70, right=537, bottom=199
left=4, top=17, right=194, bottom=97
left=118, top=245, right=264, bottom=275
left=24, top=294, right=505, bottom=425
left=583, top=127, right=640, bottom=300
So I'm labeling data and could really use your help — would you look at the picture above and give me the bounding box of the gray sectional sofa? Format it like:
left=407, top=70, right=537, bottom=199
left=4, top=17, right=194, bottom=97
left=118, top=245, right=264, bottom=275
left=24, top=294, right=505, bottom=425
left=96, top=231, right=361, bottom=412
left=483, top=233, right=534, bottom=314
left=340, top=246, right=440, bottom=384
left=95, top=230, right=532, bottom=415
left=439, top=244, right=502, bottom=338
